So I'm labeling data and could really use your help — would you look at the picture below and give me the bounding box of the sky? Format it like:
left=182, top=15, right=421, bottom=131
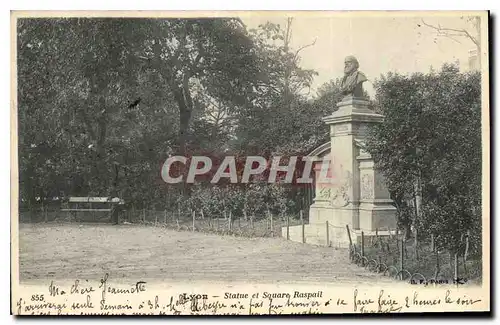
left=240, top=12, right=481, bottom=98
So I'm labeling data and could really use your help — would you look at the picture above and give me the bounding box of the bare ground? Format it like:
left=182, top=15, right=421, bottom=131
left=17, top=223, right=396, bottom=286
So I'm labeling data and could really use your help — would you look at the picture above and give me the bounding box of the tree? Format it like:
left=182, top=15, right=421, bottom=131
left=133, top=18, right=264, bottom=156
left=232, top=21, right=319, bottom=155
left=194, top=20, right=321, bottom=217
left=421, top=16, right=482, bottom=68
left=365, top=63, right=482, bottom=254
left=17, top=17, right=330, bottom=217
left=17, top=17, right=272, bottom=207
left=17, top=18, right=171, bottom=205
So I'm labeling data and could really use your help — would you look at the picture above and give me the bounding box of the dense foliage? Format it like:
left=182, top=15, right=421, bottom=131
left=17, top=18, right=333, bottom=215
left=365, top=64, right=482, bottom=255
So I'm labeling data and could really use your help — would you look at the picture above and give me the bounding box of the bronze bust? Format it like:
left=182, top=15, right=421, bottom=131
left=340, top=56, right=367, bottom=100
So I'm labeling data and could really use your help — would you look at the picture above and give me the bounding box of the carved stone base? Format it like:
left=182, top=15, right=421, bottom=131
left=281, top=223, right=398, bottom=248
left=337, top=96, right=372, bottom=109
left=324, top=98, right=383, bottom=125
left=358, top=199, right=397, bottom=232
left=309, top=203, right=358, bottom=229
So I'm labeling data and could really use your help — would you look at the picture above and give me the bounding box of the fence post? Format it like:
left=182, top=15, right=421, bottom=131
left=454, top=252, right=459, bottom=286
left=155, top=212, right=158, bottom=226
left=464, top=231, right=470, bottom=262
left=400, top=238, right=405, bottom=280
left=286, top=214, right=290, bottom=240
left=396, top=229, right=400, bottom=252
left=267, top=207, right=274, bottom=237
left=414, top=228, right=419, bottom=260
left=206, top=210, right=212, bottom=228
left=228, top=210, right=232, bottom=231
left=177, top=206, right=181, bottom=230
left=431, top=234, right=435, bottom=252
left=164, top=209, right=167, bottom=224
left=192, top=210, right=195, bottom=232
left=250, top=215, right=254, bottom=229
left=434, top=249, right=440, bottom=280
left=301, top=210, right=305, bottom=244
left=143, top=208, right=146, bottom=223
left=268, top=210, right=274, bottom=237
left=361, top=231, right=365, bottom=266
left=346, top=225, right=353, bottom=247
left=378, top=228, right=385, bottom=252
left=463, top=231, right=470, bottom=275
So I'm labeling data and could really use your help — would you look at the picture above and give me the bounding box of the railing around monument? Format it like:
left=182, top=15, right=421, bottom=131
left=280, top=217, right=478, bottom=285
left=346, top=226, right=477, bottom=285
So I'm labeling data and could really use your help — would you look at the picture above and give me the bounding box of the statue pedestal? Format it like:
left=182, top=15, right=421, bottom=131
left=315, top=98, right=383, bottom=229
left=283, top=98, right=397, bottom=248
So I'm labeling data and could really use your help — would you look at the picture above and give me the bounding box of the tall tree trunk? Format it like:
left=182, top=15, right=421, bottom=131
left=96, top=98, right=109, bottom=192
left=171, top=76, right=194, bottom=196
left=283, top=18, right=293, bottom=108
left=413, top=173, right=422, bottom=234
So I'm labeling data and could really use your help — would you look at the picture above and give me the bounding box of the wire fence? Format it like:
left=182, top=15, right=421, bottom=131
left=18, top=204, right=482, bottom=283
left=18, top=205, right=305, bottom=239
left=346, top=225, right=481, bottom=285
left=282, top=218, right=352, bottom=249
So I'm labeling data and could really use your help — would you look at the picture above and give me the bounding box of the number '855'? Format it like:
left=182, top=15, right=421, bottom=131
left=31, top=294, right=44, bottom=301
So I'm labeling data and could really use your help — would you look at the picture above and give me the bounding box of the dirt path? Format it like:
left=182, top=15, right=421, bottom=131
left=18, top=223, right=396, bottom=286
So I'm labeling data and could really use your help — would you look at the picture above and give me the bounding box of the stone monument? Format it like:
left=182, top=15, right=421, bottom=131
left=283, top=56, right=397, bottom=247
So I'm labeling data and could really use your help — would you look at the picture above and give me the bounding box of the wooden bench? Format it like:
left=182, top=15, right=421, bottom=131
left=61, top=197, right=124, bottom=223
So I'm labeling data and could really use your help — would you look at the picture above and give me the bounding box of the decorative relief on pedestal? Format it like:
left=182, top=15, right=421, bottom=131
left=361, top=173, right=374, bottom=200
left=317, top=187, right=332, bottom=200
left=330, top=168, right=352, bottom=208
left=354, top=138, right=370, bottom=158
left=358, top=146, right=369, bottom=157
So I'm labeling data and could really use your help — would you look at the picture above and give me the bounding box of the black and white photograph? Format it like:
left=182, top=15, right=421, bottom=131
left=10, top=10, right=490, bottom=315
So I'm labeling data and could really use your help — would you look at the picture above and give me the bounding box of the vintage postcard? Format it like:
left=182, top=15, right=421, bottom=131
left=10, top=10, right=490, bottom=315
